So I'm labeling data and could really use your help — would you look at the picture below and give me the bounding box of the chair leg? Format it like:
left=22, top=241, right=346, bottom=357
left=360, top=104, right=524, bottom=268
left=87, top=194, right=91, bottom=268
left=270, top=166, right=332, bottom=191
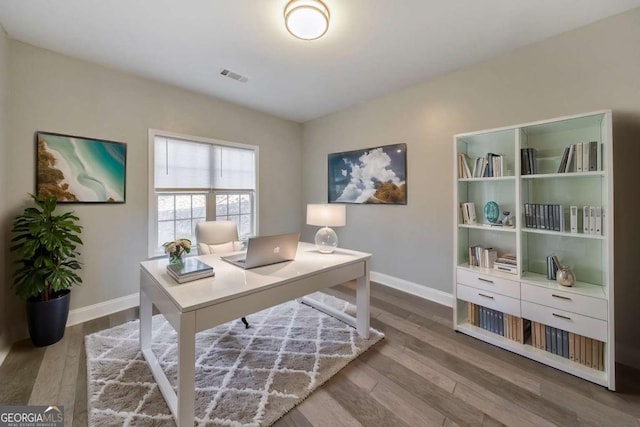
left=241, top=317, right=250, bottom=329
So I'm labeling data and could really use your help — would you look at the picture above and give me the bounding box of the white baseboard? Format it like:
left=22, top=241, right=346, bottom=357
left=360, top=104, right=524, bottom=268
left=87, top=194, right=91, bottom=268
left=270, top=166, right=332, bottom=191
left=67, top=292, right=140, bottom=327
left=370, top=271, right=454, bottom=307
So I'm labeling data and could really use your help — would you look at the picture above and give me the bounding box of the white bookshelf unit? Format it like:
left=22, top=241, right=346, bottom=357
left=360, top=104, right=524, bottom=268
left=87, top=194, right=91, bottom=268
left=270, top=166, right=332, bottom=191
left=453, top=110, right=615, bottom=390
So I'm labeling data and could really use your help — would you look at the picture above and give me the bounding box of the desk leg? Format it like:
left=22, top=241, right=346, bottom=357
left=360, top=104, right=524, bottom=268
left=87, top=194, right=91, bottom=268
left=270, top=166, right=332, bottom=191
left=140, top=289, right=152, bottom=352
left=356, top=260, right=370, bottom=339
left=176, top=311, right=196, bottom=427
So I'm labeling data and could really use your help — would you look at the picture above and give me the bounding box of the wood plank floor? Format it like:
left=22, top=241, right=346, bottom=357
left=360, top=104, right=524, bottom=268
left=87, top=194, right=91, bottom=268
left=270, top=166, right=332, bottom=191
left=1, top=282, right=639, bottom=426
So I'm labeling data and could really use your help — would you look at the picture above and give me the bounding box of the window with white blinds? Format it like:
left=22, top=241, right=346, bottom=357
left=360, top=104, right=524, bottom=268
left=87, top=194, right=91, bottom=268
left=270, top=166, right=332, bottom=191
left=154, top=137, right=255, bottom=190
left=148, top=131, right=258, bottom=256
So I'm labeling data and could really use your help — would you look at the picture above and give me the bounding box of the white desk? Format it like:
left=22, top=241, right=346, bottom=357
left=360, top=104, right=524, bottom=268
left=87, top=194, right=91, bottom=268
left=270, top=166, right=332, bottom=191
left=139, top=242, right=371, bottom=426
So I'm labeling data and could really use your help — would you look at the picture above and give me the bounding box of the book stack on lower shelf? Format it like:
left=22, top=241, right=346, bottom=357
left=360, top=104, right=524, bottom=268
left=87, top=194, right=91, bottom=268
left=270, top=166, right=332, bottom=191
left=493, top=254, right=518, bottom=274
left=467, top=303, right=530, bottom=344
left=531, top=321, right=604, bottom=370
left=167, top=258, right=215, bottom=284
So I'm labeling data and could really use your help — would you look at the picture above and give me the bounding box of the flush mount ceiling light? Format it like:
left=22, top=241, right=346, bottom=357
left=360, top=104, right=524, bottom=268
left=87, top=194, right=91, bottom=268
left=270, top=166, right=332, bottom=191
left=284, top=0, right=330, bottom=40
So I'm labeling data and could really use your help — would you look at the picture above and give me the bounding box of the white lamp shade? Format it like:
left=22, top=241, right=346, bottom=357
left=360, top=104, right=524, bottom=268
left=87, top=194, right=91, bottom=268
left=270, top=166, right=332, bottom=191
left=284, top=0, right=330, bottom=40
left=306, top=204, right=346, bottom=227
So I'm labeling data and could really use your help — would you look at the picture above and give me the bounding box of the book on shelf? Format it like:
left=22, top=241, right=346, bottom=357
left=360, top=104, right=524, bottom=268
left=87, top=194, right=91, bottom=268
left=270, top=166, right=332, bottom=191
left=589, top=206, right=596, bottom=234
left=583, top=205, right=590, bottom=234
left=565, top=144, right=576, bottom=173
left=493, top=253, right=518, bottom=274
left=460, top=202, right=477, bottom=224
left=166, top=258, right=215, bottom=283
left=589, top=141, right=598, bottom=171
left=468, top=245, right=497, bottom=268
left=558, top=146, right=570, bottom=173
left=468, top=303, right=509, bottom=338
left=546, top=255, right=560, bottom=280
left=457, top=152, right=472, bottom=179
left=573, top=205, right=604, bottom=236
left=570, top=206, right=579, bottom=233
left=484, top=153, right=504, bottom=177
left=584, top=148, right=593, bottom=171
left=523, top=204, right=565, bottom=232
left=569, top=332, right=576, bottom=361
left=576, top=143, right=583, bottom=172
left=472, top=157, right=483, bottom=177
left=464, top=153, right=506, bottom=178
left=520, top=148, right=537, bottom=175
left=556, top=141, right=600, bottom=174
left=594, top=206, right=602, bottom=235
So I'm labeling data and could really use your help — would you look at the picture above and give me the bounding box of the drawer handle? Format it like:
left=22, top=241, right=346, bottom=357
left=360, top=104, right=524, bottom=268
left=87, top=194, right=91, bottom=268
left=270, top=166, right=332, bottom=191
left=478, top=278, right=494, bottom=284
left=478, top=293, right=494, bottom=300
left=552, top=313, right=572, bottom=320
left=552, top=294, right=572, bottom=301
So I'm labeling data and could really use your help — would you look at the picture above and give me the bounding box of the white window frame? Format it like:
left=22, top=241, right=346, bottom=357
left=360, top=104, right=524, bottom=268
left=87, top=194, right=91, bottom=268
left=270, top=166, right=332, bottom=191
left=148, top=129, right=259, bottom=258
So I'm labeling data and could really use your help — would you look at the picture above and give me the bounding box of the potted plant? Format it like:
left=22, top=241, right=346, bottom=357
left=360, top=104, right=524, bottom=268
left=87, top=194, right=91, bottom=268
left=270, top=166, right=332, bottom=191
left=10, top=194, right=83, bottom=347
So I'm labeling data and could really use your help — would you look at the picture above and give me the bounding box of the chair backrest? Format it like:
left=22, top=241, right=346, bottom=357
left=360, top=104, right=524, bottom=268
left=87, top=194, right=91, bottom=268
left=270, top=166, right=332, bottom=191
left=195, top=221, right=239, bottom=254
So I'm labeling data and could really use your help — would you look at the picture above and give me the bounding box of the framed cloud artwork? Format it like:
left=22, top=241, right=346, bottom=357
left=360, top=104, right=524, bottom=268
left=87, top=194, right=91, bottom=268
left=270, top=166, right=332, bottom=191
left=328, top=143, right=407, bottom=204
left=35, top=131, right=127, bottom=203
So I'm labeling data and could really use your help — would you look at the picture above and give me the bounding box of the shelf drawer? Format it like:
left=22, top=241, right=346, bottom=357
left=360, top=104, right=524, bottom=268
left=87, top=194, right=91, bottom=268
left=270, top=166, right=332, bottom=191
left=457, top=268, right=520, bottom=299
left=521, top=283, right=607, bottom=321
left=521, top=301, right=607, bottom=342
left=457, top=284, right=521, bottom=317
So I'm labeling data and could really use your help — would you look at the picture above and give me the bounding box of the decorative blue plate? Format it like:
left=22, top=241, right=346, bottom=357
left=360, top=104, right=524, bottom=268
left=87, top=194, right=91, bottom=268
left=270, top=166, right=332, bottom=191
left=484, top=201, right=499, bottom=223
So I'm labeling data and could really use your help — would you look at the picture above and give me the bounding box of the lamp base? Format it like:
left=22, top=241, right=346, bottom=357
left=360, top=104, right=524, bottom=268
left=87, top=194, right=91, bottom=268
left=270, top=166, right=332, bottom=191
left=314, top=226, right=338, bottom=253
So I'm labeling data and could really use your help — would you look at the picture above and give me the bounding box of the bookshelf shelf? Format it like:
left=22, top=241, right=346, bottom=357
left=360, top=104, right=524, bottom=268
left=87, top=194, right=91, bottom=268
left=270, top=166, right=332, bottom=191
left=521, top=171, right=605, bottom=179
left=522, top=228, right=605, bottom=240
left=459, top=176, right=516, bottom=182
left=453, top=110, right=614, bottom=390
left=458, top=224, right=517, bottom=233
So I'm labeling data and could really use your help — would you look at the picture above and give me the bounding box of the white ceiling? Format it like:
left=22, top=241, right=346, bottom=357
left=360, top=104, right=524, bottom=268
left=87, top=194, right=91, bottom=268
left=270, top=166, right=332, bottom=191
left=0, top=1, right=639, bottom=122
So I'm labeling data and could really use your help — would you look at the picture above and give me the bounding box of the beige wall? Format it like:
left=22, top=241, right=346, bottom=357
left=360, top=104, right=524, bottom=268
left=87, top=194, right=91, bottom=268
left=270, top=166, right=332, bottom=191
left=302, top=8, right=640, bottom=368
left=6, top=41, right=303, bottom=340
left=0, top=24, right=9, bottom=356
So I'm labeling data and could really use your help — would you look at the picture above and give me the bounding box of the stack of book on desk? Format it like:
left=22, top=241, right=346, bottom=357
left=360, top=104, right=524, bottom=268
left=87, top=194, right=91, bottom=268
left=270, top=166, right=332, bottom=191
left=166, top=258, right=214, bottom=283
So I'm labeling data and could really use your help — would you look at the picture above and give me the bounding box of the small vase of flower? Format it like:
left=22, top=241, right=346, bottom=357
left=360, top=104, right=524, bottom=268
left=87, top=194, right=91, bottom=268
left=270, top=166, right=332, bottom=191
left=163, top=238, right=192, bottom=264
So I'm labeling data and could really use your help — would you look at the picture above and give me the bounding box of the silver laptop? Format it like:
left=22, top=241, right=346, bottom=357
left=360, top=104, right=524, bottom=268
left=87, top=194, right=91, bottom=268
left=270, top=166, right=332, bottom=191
left=221, top=233, right=300, bottom=269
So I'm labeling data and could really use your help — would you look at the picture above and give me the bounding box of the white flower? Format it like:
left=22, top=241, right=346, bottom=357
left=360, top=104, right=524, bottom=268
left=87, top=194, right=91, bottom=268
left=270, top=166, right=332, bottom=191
left=165, top=243, right=177, bottom=253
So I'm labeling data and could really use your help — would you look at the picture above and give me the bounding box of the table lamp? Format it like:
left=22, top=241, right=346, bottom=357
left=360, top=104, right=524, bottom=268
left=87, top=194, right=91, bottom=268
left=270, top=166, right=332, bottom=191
left=306, top=204, right=346, bottom=253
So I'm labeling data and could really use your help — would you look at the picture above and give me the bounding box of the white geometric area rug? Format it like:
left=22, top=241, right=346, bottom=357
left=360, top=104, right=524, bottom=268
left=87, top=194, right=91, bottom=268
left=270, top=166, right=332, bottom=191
left=85, top=292, right=383, bottom=426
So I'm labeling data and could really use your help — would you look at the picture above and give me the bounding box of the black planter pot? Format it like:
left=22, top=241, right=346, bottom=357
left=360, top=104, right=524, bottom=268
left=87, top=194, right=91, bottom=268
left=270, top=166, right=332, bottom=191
left=26, top=289, right=71, bottom=347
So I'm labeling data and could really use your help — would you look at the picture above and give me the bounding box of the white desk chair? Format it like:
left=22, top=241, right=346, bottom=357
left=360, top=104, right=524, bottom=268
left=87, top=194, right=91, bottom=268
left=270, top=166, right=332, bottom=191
left=195, top=221, right=250, bottom=329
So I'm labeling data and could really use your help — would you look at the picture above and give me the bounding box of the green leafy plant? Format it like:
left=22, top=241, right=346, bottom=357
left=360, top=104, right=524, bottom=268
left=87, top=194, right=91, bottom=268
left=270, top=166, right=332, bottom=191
left=10, top=194, right=83, bottom=301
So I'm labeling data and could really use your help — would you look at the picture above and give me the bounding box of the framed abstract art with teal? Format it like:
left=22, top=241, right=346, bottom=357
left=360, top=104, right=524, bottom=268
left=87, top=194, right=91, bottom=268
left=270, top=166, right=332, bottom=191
left=35, top=131, right=127, bottom=203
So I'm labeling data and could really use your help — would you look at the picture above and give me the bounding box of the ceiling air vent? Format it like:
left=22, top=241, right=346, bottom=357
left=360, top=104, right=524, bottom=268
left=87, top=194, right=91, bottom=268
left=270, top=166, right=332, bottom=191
left=219, top=68, right=248, bottom=83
